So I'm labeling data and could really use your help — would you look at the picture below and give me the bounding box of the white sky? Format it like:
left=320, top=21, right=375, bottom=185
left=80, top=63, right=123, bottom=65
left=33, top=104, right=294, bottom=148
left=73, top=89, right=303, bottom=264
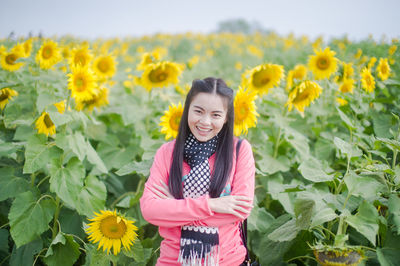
left=1, top=0, right=399, bottom=41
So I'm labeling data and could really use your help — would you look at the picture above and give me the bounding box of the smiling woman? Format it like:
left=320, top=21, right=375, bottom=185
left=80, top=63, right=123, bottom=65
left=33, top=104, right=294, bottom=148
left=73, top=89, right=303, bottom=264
left=140, top=77, right=255, bottom=265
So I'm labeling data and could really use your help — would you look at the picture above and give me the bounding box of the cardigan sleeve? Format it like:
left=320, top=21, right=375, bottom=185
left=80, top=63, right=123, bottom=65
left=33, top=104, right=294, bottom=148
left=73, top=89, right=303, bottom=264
left=139, top=142, right=215, bottom=228
left=192, top=139, right=255, bottom=227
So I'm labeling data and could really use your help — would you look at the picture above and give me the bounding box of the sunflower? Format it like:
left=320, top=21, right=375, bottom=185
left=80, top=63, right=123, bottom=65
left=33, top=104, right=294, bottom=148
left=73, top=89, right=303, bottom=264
left=54, top=100, right=66, bottom=114
left=338, top=79, right=355, bottom=94
left=92, top=54, right=117, bottom=80
left=376, top=58, right=391, bottom=81
left=35, top=112, right=56, bottom=136
left=86, top=210, right=138, bottom=255
left=22, top=38, right=33, bottom=57
left=67, top=65, right=98, bottom=102
left=367, top=57, right=377, bottom=69
left=234, top=87, right=259, bottom=136
left=388, top=45, right=397, bottom=56
left=69, top=44, right=93, bottom=67
left=75, top=87, right=109, bottom=112
left=308, top=47, right=338, bottom=80
left=0, top=49, right=24, bottom=72
left=242, top=63, right=284, bottom=96
left=292, top=64, right=307, bottom=80
left=141, top=61, right=183, bottom=91
left=360, top=67, right=375, bottom=93
left=35, top=40, right=62, bottom=69
left=136, top=53, right=156, bottom=71
left=342, top=62, right=354, bottom=79
left=336, top=97, right=348, bottom=106
left=286, top=80, right=322, bottom=117
left=0, top=88, right=18, bottom=110
left=159, top=102, right=183, bottom=140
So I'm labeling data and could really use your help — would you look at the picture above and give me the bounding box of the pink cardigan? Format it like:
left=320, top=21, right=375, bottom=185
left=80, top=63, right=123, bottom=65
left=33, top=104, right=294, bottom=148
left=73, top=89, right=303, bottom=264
left=140, top=138, right=255, bottom=265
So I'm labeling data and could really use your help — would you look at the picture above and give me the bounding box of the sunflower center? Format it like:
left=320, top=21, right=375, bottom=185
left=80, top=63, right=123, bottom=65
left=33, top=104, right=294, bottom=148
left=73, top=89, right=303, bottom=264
left=365, top=76, right=372, bottom=85
left=5, top=54, right=17, bottom=65
left=252, top=70, right=271, bottom=88
left=0, top=93, right=9, bottom=101
left=42, top=47, right=53, bottom=59
left=149, top=69, right=168, bottom=83
left=74, top=53, right=87, bottom=66
left=100, top=216, right=127, bottom=239
left=236, top=105, right=249, bottom=120
left=380, top=65, right=388, bottom=74
left=317, top=57, right=330, bottom=70
left=44, top=114, right=54, bottom=128
left=293, top=90, right=311, bottom=103
left=75, top=76, right=86, bottom=92
left=98, top=59, right=109, bottom=73
left=169, top=113, right=181, bottom=131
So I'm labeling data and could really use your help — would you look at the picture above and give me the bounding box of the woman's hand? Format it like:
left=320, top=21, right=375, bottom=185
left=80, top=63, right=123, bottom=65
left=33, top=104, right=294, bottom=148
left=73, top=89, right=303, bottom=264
left=208, top=195, right=253, bottom=219
left=149, top=179, right=174, bottom=199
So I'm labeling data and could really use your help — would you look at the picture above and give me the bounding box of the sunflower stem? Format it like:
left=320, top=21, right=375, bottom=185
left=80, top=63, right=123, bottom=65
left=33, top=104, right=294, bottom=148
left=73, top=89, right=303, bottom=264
left=273, top=126, right=282, bottom=158
left=110, top=192, right=135, bottom=209
left=52, top=196, right=61, bottom=239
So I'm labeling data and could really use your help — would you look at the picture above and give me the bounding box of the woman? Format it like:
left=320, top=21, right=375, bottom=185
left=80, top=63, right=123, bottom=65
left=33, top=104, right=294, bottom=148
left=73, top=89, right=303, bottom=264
left=140, top=77, right=255, bottom=265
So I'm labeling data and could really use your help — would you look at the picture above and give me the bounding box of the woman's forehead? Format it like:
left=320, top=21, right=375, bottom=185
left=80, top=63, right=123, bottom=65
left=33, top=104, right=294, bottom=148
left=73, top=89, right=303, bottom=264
left=190, top=92, right=228, bottom=111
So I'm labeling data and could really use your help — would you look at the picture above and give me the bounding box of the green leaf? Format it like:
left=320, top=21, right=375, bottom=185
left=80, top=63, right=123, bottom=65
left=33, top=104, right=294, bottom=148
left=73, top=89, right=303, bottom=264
left=0, top=229, right=9, bottom=253
left=310, top=207, right=337, bottom=228
left=257, top=154, right=290, bottom=175
left=388, top=194, right=400, bottom=235
left=43, top=232, right=80, bottom=266
left=75, top=175, right=107, bottom=217
left=116, top=159, right=152, bottom=177
left=36, top=91, right=57, bottom=113
left=47, top=109, right=73, bottom=127
left=97, top=143, right=142, bottom=170
left=13, top=125, right=35, bottom=141
left=123, top=240, right=152, bottom=264
left=86, top=140, right=108, bottom=173
left=268, top=218, right=300, bottom=242
left=346, top=201, right=379, bottom=246
left=377, top=247, right=400, bottom=266
left=0, top=142, right=20, bottom=158
left=298, top=157, right=334, bottom=182
left=23, top=134, right=50, bottom=174
left=83, top=244, right=112, bottom=266
left=0, top=168, right=30, bottom=201
left=344, top=172, right=385, bottom=201
left=337, top=107, right=355, bottom=129
left=248, top=199, right=275, bottom=232
left=68, top=132, right=87, bottom=161
left=49, top=157, right=85, bottom=209
left=9, top=191, right=56, bottom=247
left=376, top=229, right=400, bottom=266
left=333, top=137, right=363, bottom=158
left=253, top=214, right=293, bottom=265
left=284, top=126, right=310, bottom=159
left=294, top=198, right=315, bottom=229
left=9, top=238, right=43, bottom=266
left=371, top=111, right=393, bottom=138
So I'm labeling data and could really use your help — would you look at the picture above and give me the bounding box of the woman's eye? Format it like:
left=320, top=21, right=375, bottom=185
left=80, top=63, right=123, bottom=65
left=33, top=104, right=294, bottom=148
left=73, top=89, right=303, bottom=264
left=213, top=114, right=221, bottom=118
left=194, top=110, right=202, bottom=114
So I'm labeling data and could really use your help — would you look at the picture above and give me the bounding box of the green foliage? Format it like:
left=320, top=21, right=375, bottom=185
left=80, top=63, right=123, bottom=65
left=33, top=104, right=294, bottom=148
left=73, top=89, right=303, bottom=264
left=0, top=32, right=399, bottom=265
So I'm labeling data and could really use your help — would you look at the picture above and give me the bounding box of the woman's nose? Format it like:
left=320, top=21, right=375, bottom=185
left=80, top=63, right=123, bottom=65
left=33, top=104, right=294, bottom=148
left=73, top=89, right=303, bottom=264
left=200, top=115, right=211, bottom=124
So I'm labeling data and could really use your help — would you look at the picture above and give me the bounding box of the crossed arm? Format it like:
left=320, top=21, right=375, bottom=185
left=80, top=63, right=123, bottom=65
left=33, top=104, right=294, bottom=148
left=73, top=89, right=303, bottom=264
left=139, top=140, right=255, bottom=228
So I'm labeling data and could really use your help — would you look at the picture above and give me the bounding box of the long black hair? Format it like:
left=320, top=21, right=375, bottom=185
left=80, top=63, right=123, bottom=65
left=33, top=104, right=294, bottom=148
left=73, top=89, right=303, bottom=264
left=168, top=77, right=234, bottom=199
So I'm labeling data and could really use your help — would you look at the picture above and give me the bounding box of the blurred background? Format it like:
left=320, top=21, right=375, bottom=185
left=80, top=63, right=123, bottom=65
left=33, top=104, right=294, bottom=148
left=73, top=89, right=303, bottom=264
left=1, top=0, right=400, bottom=40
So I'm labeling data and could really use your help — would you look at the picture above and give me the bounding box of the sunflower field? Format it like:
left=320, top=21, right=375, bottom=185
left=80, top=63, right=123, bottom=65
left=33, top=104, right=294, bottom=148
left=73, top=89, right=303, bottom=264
left=0, top=32, right=399, bottom=265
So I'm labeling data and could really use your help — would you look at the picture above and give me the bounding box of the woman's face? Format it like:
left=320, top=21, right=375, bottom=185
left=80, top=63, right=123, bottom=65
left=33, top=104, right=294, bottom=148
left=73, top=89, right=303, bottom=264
left=188, top=92, right=228, bottom=142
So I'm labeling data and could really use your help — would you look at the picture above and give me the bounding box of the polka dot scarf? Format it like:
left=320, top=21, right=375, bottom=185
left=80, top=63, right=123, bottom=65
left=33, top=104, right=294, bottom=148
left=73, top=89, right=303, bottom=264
left=178, top=133, right=220, bottom=266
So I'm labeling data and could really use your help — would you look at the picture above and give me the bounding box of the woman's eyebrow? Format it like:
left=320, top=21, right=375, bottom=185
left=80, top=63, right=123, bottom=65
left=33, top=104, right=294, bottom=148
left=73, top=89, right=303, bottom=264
left=193, top=105, right=224, bottom=113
